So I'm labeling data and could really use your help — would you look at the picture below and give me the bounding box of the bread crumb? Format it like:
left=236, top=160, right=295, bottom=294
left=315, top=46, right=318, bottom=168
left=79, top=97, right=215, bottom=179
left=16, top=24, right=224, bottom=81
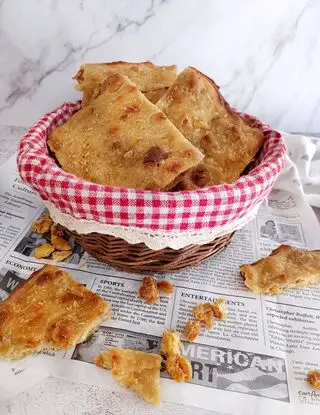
left=139, top=277, right=159, bottom=304
left=184, top=320, right=201, bottom=342
left=32, top=215, right=53, bottom=234
left=52, top=250, right=72, bottom=262
left=166, top=355, right=192, bottom=383
left=193, top=302, right=215, bottom=329
left=157, top=280, right=174, bottom=294
left=307, top=370, right=320, bottom=390
left=35, top=243, right=55, bottom=259
left=161, top=329, right=182, bottom=356
left=212, top=298, right=228, bottom=320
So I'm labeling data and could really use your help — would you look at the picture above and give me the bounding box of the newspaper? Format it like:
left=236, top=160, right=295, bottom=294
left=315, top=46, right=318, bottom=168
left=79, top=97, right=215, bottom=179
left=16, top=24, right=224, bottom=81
left=0, top=154, right=320, bottom=415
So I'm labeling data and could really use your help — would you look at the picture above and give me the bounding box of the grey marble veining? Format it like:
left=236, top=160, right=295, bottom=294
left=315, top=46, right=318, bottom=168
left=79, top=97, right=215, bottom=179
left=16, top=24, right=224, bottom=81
left=0, top=0, right=320, bottom=132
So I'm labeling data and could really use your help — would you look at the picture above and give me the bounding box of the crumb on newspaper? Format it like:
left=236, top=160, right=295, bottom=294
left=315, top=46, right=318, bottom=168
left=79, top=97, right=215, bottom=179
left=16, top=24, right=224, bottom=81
left=161, top=329, right=182, bottom=356
left=307, top=370, right=320, bottom=390
left=51, top=250, right=72, bottom=262
left=193, top=302, right=215, bottom=329
left=31, top=216, right=74, bottom=262
left=51, top=224, right=72, bottom=251
left=184, top=320, right=201, bottom=342
left=31, top=214, right=53, bottom=234
left=157, top=280, right=174, bottom=294
left=166, top=355, right=192, bottom=383
left=139, top=277, right=159, bottom=304
left=34, top=243, right=55, bottom=259
left=212, top=298, right=228, bottom=320
left=95, top=347, right=162, bottom=406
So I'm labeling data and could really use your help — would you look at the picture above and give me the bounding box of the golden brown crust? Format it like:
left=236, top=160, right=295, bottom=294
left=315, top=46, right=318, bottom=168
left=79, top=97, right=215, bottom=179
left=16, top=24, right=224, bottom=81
left=95, top=347, right=162, bottom=406
left=139, top=277, right=159, bottom=304
left=48, top=74, right=203, bottom=190
left=240, top=245, right=320, bottom=295
left=74, top=61, right=177, bottom=106
left=157, top=67, right=264, bottom=187
left=161, top=329, right=182, bottom=356
left=166, top=355, right=192, bottom=383
left=0, top=265, right=110, bottom=360
left=184, top=320, right=201, bottom=342
left=307, top=370, right=320, bottom=390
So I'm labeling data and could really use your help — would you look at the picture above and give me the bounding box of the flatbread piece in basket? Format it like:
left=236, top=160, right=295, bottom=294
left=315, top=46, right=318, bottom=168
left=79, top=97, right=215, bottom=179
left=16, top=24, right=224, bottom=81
left=157, top=67, right=264, bottom=189
left=48, top=74, right=203, bottom=190
left=74, top=61, right=177, bottom=106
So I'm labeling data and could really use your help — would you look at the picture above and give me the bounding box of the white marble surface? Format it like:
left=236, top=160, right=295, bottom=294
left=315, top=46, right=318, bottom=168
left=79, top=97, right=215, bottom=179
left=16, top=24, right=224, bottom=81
left=0, top=0, right=320, bottom=132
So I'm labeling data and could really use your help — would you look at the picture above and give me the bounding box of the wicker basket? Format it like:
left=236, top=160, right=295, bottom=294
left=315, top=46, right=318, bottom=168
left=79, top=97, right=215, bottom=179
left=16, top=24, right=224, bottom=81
left=17, top=101, right=286, bottom=275
left=67, top=230, right=234, bottom=273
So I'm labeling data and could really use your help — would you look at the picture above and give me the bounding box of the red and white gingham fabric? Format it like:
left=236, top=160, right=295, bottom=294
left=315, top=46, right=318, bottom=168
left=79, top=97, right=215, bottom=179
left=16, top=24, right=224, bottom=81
left=17, top=101, right=286, bottom=232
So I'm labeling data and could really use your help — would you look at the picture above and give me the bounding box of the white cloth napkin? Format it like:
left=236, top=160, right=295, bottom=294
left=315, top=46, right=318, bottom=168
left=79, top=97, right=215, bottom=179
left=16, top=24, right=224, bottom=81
left=274, top=133, right=320, bottom=207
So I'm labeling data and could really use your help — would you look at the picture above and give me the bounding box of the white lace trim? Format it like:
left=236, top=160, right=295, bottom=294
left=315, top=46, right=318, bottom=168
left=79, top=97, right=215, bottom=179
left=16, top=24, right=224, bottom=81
left=44, top=201, right=261, bottom=250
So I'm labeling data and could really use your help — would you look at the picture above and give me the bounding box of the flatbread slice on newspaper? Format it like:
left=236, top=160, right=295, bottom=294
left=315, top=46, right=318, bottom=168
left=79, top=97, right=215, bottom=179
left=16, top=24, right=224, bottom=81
left=0, top=265, right=110, bottom=360
left=74, top=61, right=177, bottom=106
left=95, top=347, right=162, bottom=406
left=157, top=67, right=264, bottom=188
left=240, top=245, right=320, bottom=295
left=48, top=74, right=203, bottom=190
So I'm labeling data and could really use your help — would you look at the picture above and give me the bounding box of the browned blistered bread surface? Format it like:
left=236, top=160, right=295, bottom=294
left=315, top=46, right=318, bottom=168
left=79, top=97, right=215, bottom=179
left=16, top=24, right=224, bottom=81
left=74, top=61, right=177, bottom=106
left=0, top=264, right=109, bottom=360
left=48, top=74, right=203, bottom=190
left=240, top=245, right=320, bottom=295
left=157, top=67, right=264, bottom=188
left=95, top=347, right=162, bottom=406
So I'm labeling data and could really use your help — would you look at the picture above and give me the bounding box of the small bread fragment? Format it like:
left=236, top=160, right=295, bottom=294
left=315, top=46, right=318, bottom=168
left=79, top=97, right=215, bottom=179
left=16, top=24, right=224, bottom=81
left=157, top=280, right=174, bottom=294
left=51, top=225, right=71, bottom=251
left=51, top=250, right=72, bottom=262
left=212, top=298, right=228, bottom=320
left=166, top=355, right=192, bottom=383
left=157, top=67, right=264, bottom=188
left=74, top=61, right=177, bottom=107
left=307, top=370, right=320, bottom=390
left=161, top=329, right=182, bottom=356
left=48, top=74, right=203, bottom=190
left=184, top=320, right=201, bottom=342
left=0, top=265, right=109, bottom=360
left=34, top=243, right=55, bottom=259
left=95, top=347, right=162, bottom=406
left=240, top=245, right=320, bottom=295
left=193, top=302, right=215, bottom=329
left=139, top=277, right=159, bottom=304
left=32, top=215, right=53, bottom=234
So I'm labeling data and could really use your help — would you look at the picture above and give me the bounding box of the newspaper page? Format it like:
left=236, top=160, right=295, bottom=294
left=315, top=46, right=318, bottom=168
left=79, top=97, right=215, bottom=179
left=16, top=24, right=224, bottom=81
left=0, top=155, right=320, bottom=415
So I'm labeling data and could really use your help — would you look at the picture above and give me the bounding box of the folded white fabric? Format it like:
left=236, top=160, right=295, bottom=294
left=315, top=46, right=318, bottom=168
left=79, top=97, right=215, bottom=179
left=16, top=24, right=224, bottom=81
left=274, top=133, right=320, bottom=207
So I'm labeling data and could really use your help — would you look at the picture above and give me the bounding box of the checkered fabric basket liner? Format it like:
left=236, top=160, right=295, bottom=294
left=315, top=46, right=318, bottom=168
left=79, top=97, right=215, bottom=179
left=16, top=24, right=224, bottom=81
left=17, top=101, right=286, bottom=232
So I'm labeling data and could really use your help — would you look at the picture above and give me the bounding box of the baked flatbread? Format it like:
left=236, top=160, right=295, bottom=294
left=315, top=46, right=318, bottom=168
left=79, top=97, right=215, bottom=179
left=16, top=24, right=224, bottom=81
left=240, top=245, right=320, bottom=295
left=74, top=61, right=177, bottom=106
left=0, top=265, right=109, bottom=360
left=95, top=347, right=162, bottom=406
left=144, top=88, right=168, bottom=104
left=48, top=74, right=203, bottom=190
left=157, top=67, right=264, bottom=188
